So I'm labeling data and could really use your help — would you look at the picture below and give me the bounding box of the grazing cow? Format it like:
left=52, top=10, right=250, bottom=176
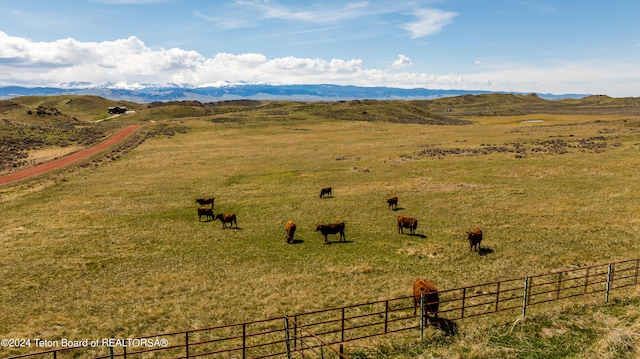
left=319, top=187, right=332, bottom=198
left=315, top=222, right=345, bottom=243
left=215, top=213, right=237, bottom=229
left=386, top=196, right=398, bottom=210
left=197, top=207, right=213, bottom=222
left=285, top=221, right=297, bottom=244
left=397, top=216, right=418, bottom=235
left=413, top=278, right=440, bottom=320
left=467, top=227, right=483, bottom=251
left=196, top=197, right=215, bottom=208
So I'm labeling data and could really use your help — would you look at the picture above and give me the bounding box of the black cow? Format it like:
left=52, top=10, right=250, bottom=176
left=467, top=227, right=483, bottom=251
left=315, top=222, right=345, bottom=243
left=320, top=187, right=332, bottom=198
left=197, top=207, right=213, bottom=221
left=387, top=196, right=398, bottom=210
left=196, top=197, right=215, bottom=208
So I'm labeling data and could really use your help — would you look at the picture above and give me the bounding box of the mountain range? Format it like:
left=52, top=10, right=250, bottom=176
left=0, top=83, right=589, bottom=103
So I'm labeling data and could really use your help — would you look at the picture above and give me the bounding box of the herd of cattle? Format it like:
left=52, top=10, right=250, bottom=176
left=196, top=188, right=485, bottom=322
left=195, top=188, right=484, bottom=250
left=195, top=197, right=238, bottom=229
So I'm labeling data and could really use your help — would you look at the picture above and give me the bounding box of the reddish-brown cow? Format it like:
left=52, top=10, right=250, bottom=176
left=215, top=213, right=237, bottom=229
left=285, top=221, right=296, bottom=244
left=397, top=216, right=418, bottom=235
left=413, top=278, right=440, bottom=320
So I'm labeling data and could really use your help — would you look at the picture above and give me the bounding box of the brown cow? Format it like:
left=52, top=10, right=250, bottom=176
left=386, top=196, right=398, bottom=210
left=285, top=221, right=296, bottom=244
left=319, top=187, right=332, bottom=198
left=315, top=222, right=345, bottom=243
left=413, top=278, right=440, bottom=321
left=215, top=213, right=237, bottom=229
left=467, top=227, right=483, bottom=251
left=397, top=216, right=418, bottom=235
left=196, top=197, right=215, bottom=208
left=197, top=207, right=213, bottom=221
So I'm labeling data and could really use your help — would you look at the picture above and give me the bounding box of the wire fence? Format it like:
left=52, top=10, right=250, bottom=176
left=5, top=258, right=639, bottom=359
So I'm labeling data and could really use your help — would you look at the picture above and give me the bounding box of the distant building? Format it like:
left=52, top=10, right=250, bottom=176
left=108, top=106, right=127, bottom=114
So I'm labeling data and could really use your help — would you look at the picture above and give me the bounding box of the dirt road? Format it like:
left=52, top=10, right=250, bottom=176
left=0, top=125, right=143, bottom=186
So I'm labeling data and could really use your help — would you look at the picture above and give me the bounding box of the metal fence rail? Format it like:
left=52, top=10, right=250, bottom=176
left=6, top=258, right=639, bottom=359
left=284, top=317, right=348, bottom=359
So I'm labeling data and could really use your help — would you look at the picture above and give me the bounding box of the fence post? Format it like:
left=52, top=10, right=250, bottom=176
left=522, top=277, right=529, bottom=318
left=419, top=293, right=425, bottom=340
left=606, top=263, right=614, bottom=303
left=185, top=332, right=189, bottom=359
left=294, top=315, right=298, bottom=350
left=341, top=307, right=346, bottom=343
left=461, top=288, right=466, bottom=319
left=242, top=323, right=246, bottom=359
left=284, top=317, right=291, bottom=359
left=495, top=282, right=501, bottom=312
left=635, top=260, right=639, bottom=285
left=584, top=268, right=590, bottom=293
left=556, top=272, right=562, bottom=300
left=384, top=300, right=389, bottom=334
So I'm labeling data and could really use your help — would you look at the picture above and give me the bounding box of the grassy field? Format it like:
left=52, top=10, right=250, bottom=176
left=1, top=95, right=640, bottom=357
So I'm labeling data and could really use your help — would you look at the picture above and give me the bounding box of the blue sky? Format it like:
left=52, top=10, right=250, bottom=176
left=1, top=0, right=639, bottom=96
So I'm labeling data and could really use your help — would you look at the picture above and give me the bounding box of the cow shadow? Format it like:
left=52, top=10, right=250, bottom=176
left=324, top=240, right=353, bottom=245
left=288, top=239, right=304, bottom=245
left=478, top=247, right=494, bottom=256
left=429, top=317, right=458, bottom=336
left=407, top=233, right=427, bottom=239
left=392, top=207, right=405, bottom=211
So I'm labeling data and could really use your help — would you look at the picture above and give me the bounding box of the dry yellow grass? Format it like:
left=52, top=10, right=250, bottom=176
left=1, top=99, right=640, bottom=357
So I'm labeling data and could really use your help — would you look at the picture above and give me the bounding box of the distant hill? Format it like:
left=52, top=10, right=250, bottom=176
left=0, top=84, right=589, bottom=103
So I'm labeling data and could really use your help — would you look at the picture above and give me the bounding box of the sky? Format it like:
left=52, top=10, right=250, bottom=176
left=0, top=0, right=639, bottom=97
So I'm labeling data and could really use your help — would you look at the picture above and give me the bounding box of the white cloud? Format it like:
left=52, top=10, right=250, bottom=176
left=402, top=8, right=458, bottom=38
left=1, top=31, right=639, bottom=96
left=392, top=54, right=412, bottom=68
left=200, top=2, right=455, bottom=39
left=196, top=0, right=376, bottom=29
left=459, top=61, right=640, bottom=96
left=235, top=0, right=375, bottom=23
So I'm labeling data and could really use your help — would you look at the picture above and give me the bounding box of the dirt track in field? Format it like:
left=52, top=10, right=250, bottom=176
left=0, top=125, right=143, bottom=186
